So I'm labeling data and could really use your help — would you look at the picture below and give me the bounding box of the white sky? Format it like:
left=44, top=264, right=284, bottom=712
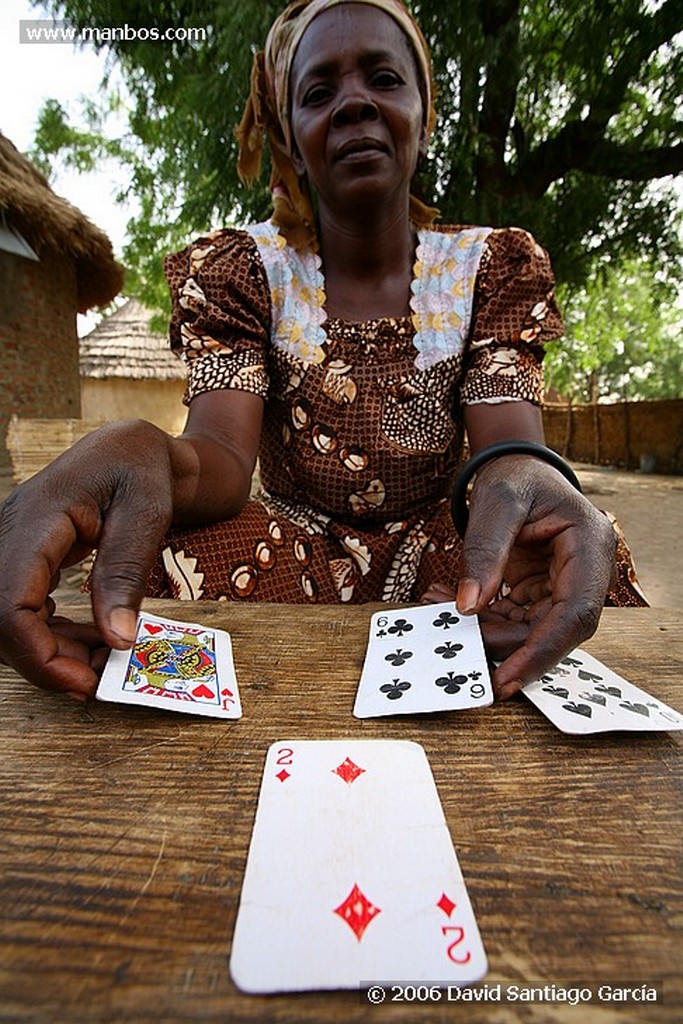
left=1, top=0, right=135, bottom=258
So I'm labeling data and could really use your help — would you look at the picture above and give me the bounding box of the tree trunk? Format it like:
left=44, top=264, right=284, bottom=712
left=590, top=373, right=601, bottom=464
left=562, top=397, right=574, bottom=458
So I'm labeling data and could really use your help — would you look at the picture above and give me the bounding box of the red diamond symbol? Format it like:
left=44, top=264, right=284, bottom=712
left=437, top=892, right=457, bottom=917
left=332, top=757, right=366, bottom=785
left=276, top=769, right=290, bottom=782
left=334, top=883, right=381, bottom=941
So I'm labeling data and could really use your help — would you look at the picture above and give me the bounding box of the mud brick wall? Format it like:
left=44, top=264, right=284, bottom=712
left=543, top=399, right=683, bottom=474
left=81, top=378, right=187, bottom=436
left=0, top=249, right=81, bottom=468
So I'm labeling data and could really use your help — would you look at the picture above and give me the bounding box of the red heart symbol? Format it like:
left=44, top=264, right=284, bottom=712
left=192, top=684, right=214, bottom=699
left=221, top=688, right=234, bottom=697
left=144, top=624, right=163, bottom=634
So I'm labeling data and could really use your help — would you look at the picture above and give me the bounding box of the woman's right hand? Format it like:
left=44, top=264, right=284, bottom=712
left=0, top=420, right=178, bottom=698
left=455, top=453, right=617, bottom=699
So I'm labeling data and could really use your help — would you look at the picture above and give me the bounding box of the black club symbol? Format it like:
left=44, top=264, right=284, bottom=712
left=387, top=618, right=414, bottom=637
left=435, top=672, right=467, bottom=694
left=384, top=649, right=413, bottom=667
left=433, top=611, right=460, bottom=629
left=434, top=641, right=464, bottom=659
left=380, top=679, right=412, bottom=700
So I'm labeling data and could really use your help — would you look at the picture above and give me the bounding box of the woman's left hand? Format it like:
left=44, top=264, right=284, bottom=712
left=451, top=454, right=617, bottom=700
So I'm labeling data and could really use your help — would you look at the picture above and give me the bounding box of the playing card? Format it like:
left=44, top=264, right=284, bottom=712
left=353, top=602, right=492, bottom=718
left=96, top=611, right=241, bottom=718
left=229, top=739, right=487, bottom=993
left=522, top=648, right=683, bottom=735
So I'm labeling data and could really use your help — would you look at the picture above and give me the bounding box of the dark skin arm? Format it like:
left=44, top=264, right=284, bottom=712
left=0, top=389, right=616, bottom=703
left=424, top=400, right=616, bottom=699
left=0, top=390, right=264, bottom=698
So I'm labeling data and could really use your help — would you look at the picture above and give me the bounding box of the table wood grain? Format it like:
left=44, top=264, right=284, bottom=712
left=0, top=603, right=681, bottom=1024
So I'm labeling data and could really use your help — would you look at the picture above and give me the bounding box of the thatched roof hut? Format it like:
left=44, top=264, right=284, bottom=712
left=79, top=299, right=187, bottom=434
left=0, top=133, right=124, bottom=311
left=80, top=298, right=184, bottom=380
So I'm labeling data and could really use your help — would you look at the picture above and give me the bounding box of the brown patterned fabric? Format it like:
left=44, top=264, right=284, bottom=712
left=147, top=224, right=647, bottom=607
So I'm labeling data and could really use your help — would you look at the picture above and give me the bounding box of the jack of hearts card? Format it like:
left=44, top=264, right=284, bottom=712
left=96, top=611, right=241, bottom=718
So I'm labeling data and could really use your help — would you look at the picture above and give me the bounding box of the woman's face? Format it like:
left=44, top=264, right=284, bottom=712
left=289, top=5, right=426, bottom=216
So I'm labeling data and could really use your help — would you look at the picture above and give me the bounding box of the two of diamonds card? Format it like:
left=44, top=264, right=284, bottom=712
left=96, top=611, right=242, bottom=719
left=354, top=602, right=493, bottom=718
left=229, top=740, right=487, bottom=993
left=522, top=648, right=683, bottom=735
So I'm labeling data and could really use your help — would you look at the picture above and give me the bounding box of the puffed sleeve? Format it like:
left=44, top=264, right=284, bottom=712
left=460, top=227, right=564, bottom=405
left=164, top=228, right=272, bottom=405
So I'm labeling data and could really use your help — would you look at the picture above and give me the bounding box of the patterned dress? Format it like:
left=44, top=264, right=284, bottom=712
left=146, top=221, right=645, bottom=607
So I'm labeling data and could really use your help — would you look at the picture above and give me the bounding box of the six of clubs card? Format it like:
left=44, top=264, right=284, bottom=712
left=354, top=602, right=493, bottom=718
left=96, top=611, right=241, bottom=719
left=229, top=740, right=487, bottom=993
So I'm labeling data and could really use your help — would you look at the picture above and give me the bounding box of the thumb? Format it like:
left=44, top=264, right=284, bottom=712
left=89, top=486, right=173, bottom=648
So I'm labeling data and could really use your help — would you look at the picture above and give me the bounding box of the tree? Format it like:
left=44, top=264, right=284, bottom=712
left=35, top=0, right=682, bottom=310
left=545, top=257, right=683, bottom=402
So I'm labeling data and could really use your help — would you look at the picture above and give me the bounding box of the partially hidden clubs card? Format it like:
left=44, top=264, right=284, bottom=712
left=523, top=648, right=683, bottom=735
left=96, top=611, right=241, bottom=719
left=354, top=602, right=492, bottom=718
left=229, top=740, right=487, bottom=994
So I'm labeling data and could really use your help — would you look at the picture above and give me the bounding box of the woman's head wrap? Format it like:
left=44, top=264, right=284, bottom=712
left=236, top=0, right=439, bottom=250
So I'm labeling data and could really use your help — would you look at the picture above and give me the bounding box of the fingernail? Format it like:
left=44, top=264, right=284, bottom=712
left=67, top=691, right=89, bottom=703
left=457, top=578, right=480, bottom=613
left=496, top=679, right=523, bottom=701
left=109, top=606, right=137, bottom=645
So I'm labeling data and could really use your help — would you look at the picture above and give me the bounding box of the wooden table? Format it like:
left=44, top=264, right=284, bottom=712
left=1, top=603, right=681, bottom=1024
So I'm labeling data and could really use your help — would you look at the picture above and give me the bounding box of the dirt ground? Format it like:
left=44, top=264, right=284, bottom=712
left=0, top=463, right=681, bottom=608
left=572, top=463, right=683, bottom=609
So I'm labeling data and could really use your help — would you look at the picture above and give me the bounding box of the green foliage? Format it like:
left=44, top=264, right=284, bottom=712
left=545, top=258, right=683, bottom=401
left=412, top=0, right=683, bottom=286
left=31, top=0, right=682, bottom=383
left=31, top=98, right=103, bottom=176
left=34, top=1, right=682, bottom=279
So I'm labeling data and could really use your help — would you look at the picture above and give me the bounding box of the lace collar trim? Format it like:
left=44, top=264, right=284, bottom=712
left=246, top=220, right=492, bottom=369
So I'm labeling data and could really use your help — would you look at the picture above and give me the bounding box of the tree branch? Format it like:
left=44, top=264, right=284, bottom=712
left=579, top=141, right=683, bottom=181
left=513, top=0, right=683, bottom=198
left=587, top=0, right=683, bottom=130
left=515, top=113, right=683, bottom=196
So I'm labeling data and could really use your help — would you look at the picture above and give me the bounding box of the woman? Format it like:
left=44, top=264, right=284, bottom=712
left=0, top=0, right=644, bottom=702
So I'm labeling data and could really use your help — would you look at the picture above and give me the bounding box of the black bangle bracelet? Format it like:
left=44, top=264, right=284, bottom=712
left=450, top=440, right=583, bottom=538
